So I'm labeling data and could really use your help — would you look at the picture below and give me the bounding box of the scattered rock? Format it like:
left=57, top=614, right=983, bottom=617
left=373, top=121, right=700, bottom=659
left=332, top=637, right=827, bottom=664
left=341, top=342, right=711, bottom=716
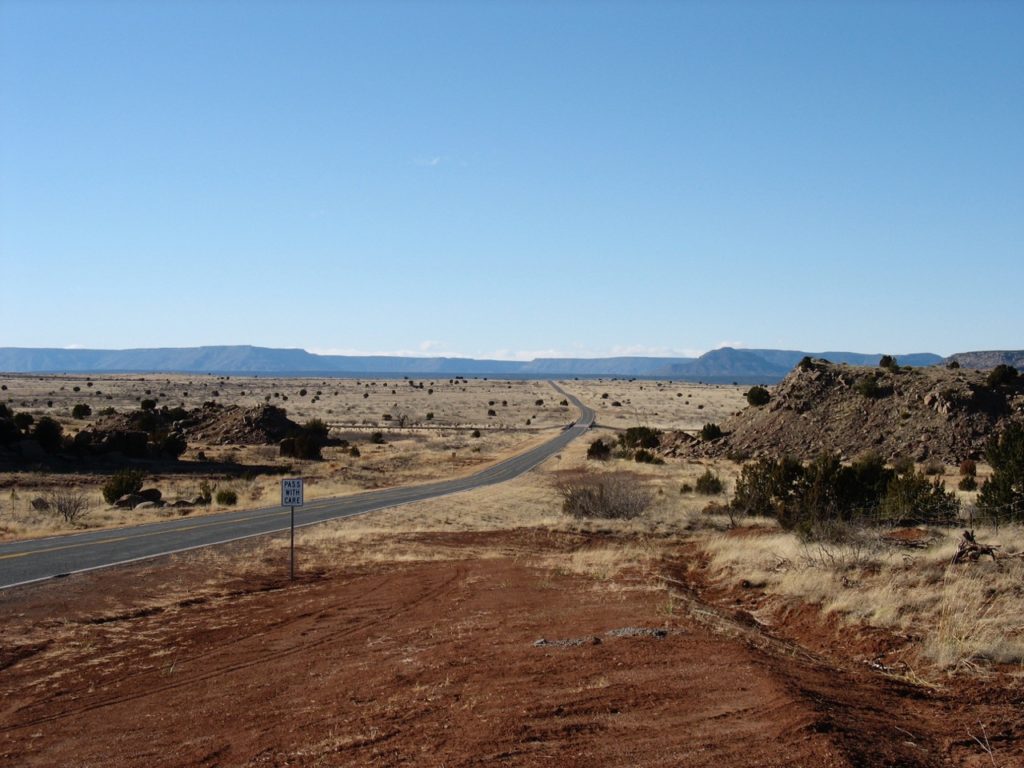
left=677, top=359, right=1024, bottom=463
left=604, top=627, right=669, bottom=639
left=533, top=636, right=602, bottom=648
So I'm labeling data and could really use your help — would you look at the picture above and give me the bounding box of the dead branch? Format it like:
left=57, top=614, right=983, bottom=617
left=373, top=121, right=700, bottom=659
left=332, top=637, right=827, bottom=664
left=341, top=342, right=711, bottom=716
left=950, top=530, right=1000, bottom=565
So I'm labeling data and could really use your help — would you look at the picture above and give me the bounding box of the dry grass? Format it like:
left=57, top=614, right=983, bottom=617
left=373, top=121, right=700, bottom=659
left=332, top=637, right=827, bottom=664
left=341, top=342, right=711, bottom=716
left=701, top=523, right=1024, bottom=672
left=0, top=373, right=576, bottom=541
left=559, top=379, right=747, bottom=432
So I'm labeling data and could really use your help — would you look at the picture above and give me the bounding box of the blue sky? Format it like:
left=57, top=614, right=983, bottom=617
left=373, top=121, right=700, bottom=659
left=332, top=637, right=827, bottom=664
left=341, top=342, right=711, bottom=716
left=1, top=0, right=1021, bottom=359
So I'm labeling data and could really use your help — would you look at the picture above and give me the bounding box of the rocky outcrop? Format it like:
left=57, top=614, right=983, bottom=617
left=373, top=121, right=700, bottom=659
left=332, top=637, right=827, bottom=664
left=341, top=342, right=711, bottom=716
left=680, top=359, right=1024, bottom=464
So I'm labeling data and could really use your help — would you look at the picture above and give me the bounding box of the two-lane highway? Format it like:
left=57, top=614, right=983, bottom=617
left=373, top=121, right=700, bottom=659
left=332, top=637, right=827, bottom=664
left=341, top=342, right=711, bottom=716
left=0, top=383, right=595, bottom=590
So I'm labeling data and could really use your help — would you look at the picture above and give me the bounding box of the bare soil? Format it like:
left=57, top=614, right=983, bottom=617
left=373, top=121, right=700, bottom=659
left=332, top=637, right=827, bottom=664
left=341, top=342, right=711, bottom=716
left=1, top=529, right=1017, bottom=767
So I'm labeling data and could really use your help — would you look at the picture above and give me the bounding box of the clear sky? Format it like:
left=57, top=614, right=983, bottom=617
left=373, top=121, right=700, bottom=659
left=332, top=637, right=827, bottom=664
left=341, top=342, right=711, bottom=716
left=1, top=0, right=1021, bottom=359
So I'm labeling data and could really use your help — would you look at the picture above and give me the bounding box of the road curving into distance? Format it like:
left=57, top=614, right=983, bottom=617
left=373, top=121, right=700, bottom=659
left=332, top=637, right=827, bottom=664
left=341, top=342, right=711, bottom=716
left=0, top=383, right=595, bottom=590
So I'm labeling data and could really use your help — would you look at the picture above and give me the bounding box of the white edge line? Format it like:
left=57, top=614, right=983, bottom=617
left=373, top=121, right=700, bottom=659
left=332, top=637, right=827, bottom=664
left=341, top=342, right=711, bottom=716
left=0, top=404, right=592, bottom=592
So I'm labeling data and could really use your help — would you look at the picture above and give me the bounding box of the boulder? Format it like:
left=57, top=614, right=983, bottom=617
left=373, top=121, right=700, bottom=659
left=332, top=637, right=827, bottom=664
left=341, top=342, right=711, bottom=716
left=138, top=488, right=162, bottom=503
left=30, top=497, right=50, bottom=511
left=115, top=493, right=145, bottom=509
left=134, top=501, right=160, bottom=510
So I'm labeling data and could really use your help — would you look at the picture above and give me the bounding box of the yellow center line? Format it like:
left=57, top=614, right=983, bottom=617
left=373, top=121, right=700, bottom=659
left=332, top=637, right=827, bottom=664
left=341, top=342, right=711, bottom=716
left=0, top=508, right=290, bottom=561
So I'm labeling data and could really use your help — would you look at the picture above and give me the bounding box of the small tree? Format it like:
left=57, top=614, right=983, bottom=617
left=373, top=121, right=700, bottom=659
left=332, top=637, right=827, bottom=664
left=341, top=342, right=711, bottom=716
left=695, top=469, right=724, bottom=495
left=33, top=417, right=63, bottom=453
left=978, top=423, right=1024, bottom=522
left=699, top=423, right=723, bottom=441
left=987, top=364, right=1019, bottom=388
left=620, top=426, right=661, bottom=450
left=745, top=386, right=770, bottom=407
left=102, top=469, right=146, bottom=504
left=880, top=471, right=959, bottom=523
left=879, top=355, right=898, bottom=371
left=586, top=439, right=611, bottom=460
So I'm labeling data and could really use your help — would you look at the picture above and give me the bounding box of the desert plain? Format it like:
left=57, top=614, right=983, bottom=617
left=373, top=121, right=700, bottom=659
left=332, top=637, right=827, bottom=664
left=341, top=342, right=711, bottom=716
left=0, top=371, right=1022, bottom=767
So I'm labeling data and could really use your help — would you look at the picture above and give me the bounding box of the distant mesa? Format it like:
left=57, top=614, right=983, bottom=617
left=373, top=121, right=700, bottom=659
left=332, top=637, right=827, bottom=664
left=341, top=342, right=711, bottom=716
left=0, top=344, right=1016, bottom=382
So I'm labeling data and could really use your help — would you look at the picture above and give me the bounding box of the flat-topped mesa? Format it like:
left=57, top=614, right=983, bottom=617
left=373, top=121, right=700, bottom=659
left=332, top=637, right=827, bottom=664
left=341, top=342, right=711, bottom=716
left=676, top=358, right=1024, bottom=465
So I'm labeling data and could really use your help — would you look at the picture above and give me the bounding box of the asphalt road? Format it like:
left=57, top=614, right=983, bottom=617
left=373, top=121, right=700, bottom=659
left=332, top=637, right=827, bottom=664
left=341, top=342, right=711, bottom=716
left=0, top=384, right=595, bottom=590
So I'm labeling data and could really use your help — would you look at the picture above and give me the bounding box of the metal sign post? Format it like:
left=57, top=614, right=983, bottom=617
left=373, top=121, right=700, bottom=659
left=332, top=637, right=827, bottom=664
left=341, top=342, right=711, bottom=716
left=280, top=478, right=304, bottom=579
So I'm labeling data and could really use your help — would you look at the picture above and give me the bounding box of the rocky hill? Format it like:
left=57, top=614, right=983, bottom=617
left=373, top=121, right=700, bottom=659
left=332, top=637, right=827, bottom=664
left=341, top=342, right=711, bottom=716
left=681, top=359, right=1024, bottom=464
left=946, top=350, right=1024, bottom=370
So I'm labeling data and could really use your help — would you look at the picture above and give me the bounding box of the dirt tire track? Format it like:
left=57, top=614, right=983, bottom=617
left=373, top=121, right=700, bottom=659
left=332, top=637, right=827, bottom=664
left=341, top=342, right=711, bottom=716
left=1, top=565, right=466, bottom=733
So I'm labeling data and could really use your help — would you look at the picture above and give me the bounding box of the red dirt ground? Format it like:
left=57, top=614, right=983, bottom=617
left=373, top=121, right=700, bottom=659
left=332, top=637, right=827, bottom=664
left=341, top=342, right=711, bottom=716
left=0, top=531, right=1020, bottom=767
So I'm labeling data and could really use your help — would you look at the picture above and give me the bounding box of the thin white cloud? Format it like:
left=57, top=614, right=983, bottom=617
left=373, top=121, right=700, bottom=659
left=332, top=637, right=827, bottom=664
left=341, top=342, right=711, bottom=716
left=413, top=156, right=443, bottom=167
left=608, top=344, right=706, bottom=358
left=714, top=340, right=747, bottom=350
left=307, top=345, right=705, bottom=360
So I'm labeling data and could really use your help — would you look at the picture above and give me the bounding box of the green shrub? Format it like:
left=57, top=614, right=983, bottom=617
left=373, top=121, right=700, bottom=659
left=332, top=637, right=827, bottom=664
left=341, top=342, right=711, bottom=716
left=620, top=426, right=661, bottom=450
left=425, top=412, right=434, bottom=421
left=699, top=423, right=723, bottom=441
left=633, top=448, right=663, bottom=464
left=33, top=417, right=63, bottom=452
left=947, top=360, right=960, bottom=369
left=879, top=355, right=898, bottom=371
left=978, top=423, right=1024, bottom=522
left=986, top=364, right=1019, bottom=388
left=280, top=436, right=322, bottom=460
left=745, top=386, right=770, bottom=407
left=140, top=399, right=157, bottom=411
left=729, top=452, right=902, bottom=533
left=13, top=412, right=33, bottom=432
left=695, top=469, right=724, bottom=495
left=370, top=431, right=385, bottom=444
left=855, top=376, right=884, bottom=398
left=159, top=433, right=187, bottom=458
left=215, top=489, right=238, bottom=506
left=891, top=455, right=915, bottom=475
left=471, top=429, right=481, bottom=438
left=102, top=469, right=146, bottom=504
left=586, top=439, right=611, bottom=461
left=349, top=445, right=361, bottom=457
left=880, top=471, right=959, bottom=523
left=71, top=403, right=92, bottom=419
left=958, top=476, right=978, bottom=491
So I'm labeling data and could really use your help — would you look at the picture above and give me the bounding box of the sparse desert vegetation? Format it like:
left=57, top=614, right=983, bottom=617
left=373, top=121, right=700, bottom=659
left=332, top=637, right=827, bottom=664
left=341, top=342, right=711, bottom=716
left=0, top=373, right=576, bottom=540
left=3, top=365, right=1024, bottom=766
